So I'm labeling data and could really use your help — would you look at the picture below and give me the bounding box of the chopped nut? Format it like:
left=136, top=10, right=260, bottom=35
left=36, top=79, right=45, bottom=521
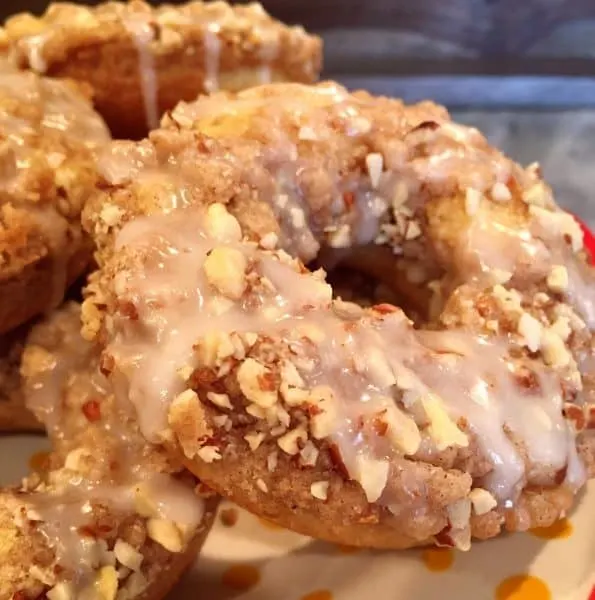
left=392, top=181, right=409, bottom=210
left=244, top=431, right=266, bottom=451
left=299, top=125, right=317, bottom=140
left=327, top=223, right=351, bottom=248
left=465, top=188, right=482, bottom=215
left=491, top=269, right=512, bottom=284
left=530, top=206, right=583, bottom=251
left=550, top=317, right=571, bottom=342
left=267, top=451, right=278, bottom=472
left=64, top=448, right=90, bottom=471
left=547, top=265, right=569, bottom=293
left=134, top=484, right=158, bottom=518
left=197, top=446, right=222, bottom=463
left=310, top=481, right=329, bottom=500
left=99, top=204, right=125, bottom=227
left=213, top=414, right=230, bottom=428
left=469, top=488, right=498, bottom=515
left=256, top=478, right=269, bottom=493
left=246, top=403, right=267, bottom=419
left=168, top=389, right=212, bottom=459
left=299, top=441, right=319, bottom=467
left=147, top=518, right=184, bottom=552
left=121, top=571, right=148, bottom=597
left=541, top=329, right=571, bottom=368
left=421, top=394, right=469, bottom=450
left=290, top=206, right=307, bottom=229
left=259, top=232, right=278, bottom=249
left=203, top=247, right=247, bottom=299
left=491, top=182, right=512, bottom=202
left=492, top=285, right=522, bottom=312
left=205, top=203, right=242, bottom=242
left=280, top=383, right=310, bottom=406
left=405, top=220, right=422, bottom=240
left=366, top=152, right=384, bottom=189
left=353, top=455, right=389, bottom=503
left=276, top=405, right=291, bottom=428
left=46, top=582, right=75, bottom=600
left=381, top=404, right=422, bottom=455
left=237, top=358, right=278, bottom=407
left=114, top=539, right=143, bottom=571
left=277, top=427, right=308, bottom=455
left=95, top=566, right=118, bottom=600
left=449, top=526, right=472, bottom=552
left=447, top=498, right=472, bottom=530
left=29, top=564, right=55, bottom=586
left=197, top=331, right=236, bottom=367
left=206, top=391, right=233, bottom=410
left=518, top=312, right=543, bottom=352
left=20, top=345, right=56, bottom=378
left=309, top=386, right=338, bottom=439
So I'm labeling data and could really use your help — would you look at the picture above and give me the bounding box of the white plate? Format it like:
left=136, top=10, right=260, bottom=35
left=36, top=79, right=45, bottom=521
left=2, top=434, right=593, bottom=600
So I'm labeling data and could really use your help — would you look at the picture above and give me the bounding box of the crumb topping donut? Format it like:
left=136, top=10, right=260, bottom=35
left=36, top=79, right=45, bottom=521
left=0, top=303, right=217, bottom=599
left=0, top=62, right=110, bottom=335
left=82, top=82, right=595, bottom=550
left=0, top=1, right=322, bottom=138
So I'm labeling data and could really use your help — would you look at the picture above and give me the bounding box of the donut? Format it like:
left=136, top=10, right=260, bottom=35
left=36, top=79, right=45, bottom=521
left=0, top=1, right=322, bottom=139
left=0, top=302, right=217, bottom=599
left=81, top=82, right=595, bottom=550
left=0, top=61, right=110, bottom=336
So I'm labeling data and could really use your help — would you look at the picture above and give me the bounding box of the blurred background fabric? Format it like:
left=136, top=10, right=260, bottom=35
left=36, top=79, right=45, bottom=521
left=1, top=0, right=595, bottom=224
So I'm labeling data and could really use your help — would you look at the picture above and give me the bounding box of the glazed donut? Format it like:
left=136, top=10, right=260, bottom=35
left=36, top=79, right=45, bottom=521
left=82, top=82, right=595, bottom=550
left=1, top=1, right=322, bottom=139
left=0, top=302, right=217, bottom=599
left=0, top=61, right=110, bottom=336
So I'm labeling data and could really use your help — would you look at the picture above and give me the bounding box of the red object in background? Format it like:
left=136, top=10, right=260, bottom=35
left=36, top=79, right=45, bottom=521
left=588, top=584, right=595, bottom=600
left=575, top=215, right=595, bottom=264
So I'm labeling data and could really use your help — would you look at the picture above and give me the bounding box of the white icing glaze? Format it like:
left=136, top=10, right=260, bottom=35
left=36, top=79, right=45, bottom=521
left=32, top=473, right=204, bottom=579
left=110, top=209, right=586, bottom=504
left=20, top=33, right=49, bottom=72
left=121, top=13, right=160, bottom=131
left=203, top=23, right=221, bottom=94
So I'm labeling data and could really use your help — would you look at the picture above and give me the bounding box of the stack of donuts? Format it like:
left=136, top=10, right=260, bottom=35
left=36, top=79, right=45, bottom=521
left=0, top=2, right=593, bottom=599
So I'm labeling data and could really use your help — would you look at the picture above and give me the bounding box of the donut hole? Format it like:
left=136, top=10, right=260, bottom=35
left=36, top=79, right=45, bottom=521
left=317, top=246, right=437, bottom=325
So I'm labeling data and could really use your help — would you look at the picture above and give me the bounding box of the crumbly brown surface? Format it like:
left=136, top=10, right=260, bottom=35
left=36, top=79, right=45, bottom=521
left=0, top=303, right=217, bottom=599
left=82, top=82, right=595, bottom=550
left=0, top=62, right=110, bottom=336
left=1, top=1, right=322, bottom=138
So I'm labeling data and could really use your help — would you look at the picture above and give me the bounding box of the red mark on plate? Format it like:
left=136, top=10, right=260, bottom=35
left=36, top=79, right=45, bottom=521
left=574, top=215, right=595, bottom=263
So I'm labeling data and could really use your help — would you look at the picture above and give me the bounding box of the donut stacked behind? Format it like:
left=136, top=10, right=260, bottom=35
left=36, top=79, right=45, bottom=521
left=0, top=62, right=111, bottom=335
left=82, top=82, right=595, bottom=550
left=1, top=1, right=323, bottom=138
left=0, top=303, right=218, bottom=600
